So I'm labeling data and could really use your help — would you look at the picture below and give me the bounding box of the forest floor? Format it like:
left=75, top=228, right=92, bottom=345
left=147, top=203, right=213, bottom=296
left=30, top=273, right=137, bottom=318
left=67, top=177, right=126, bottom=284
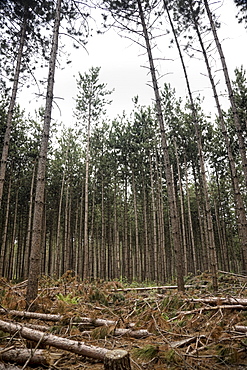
left=0, top=271, right=247, bottom=369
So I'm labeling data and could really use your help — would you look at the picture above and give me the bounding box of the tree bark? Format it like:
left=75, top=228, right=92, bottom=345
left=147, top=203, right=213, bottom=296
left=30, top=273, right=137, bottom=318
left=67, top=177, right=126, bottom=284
left=83, top=102, right=92, bottom=279
left=0, top=178, right=11, bottom=276
left=0, top=15, right=27, bottom=208
left=0, top=319, right=109, bottom=360
left=26, top=0, right=62, bottom=307
left=204, top=0, right=247, bottom=188
left=0, top=348, right=50, bottom=366
left=137, top=0, right=184, bottom=291
left=23, top=162, right=36, bottom=279
left=165, top=0, right=218, bottom=290
left=192, top=0, right=247, bottom=274
left=104, top=350, right=132, bottom=370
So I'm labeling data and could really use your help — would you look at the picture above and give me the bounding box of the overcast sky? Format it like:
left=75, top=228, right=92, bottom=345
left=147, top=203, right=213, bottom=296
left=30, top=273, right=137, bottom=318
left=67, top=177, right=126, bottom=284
left=18, top=0, right=247, bottom=126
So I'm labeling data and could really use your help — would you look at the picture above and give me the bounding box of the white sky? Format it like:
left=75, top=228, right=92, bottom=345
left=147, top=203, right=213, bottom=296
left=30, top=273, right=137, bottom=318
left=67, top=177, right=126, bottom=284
left=18, top=0, right=247, bottom=125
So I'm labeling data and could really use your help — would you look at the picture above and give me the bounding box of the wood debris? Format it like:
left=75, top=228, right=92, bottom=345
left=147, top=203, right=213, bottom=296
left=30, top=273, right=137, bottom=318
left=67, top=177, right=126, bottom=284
left=0, top=273, right=246, bottom=369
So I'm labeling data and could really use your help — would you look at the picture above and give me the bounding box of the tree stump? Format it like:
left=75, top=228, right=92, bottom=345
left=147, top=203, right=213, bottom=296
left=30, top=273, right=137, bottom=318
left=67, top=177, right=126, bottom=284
left=104, top=350, right=132, bottom=370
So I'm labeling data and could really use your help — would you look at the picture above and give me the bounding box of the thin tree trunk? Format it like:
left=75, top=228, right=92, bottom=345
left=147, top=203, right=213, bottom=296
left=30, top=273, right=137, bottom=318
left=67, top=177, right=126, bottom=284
left=137, top=0, right=184, bottom=291
left=23, top=162, right=36, bottom=279
left=26, top=0, right=61, bottom=306
left=185, top=161, right=197, bottom=273
left=0, top=177, right=11, bottom=276
left=204, top=0, right=247, bottom=187
left=8, top=189, right=18, bottom=280
left=131, top=170, right=141, bottom=280
left=100, top=181, right=105, bottom=279
left=55, top=158, right=67, bottom=277
left=191, top=0, right=247, bottom=273
left=174, top=141, right=187, bottom=276
left=142, top=178, right=150, bottom=281
left=89, top=180, right=96, bottom=279
left=78, top=180, right=84, bottom=278
left=165, top=0, right=218, bottom=289
left=64, top=184, right=71, bottom=272
left=149, top=152, right=158, bottom=281
left=0, top=15, right=27, bottom=208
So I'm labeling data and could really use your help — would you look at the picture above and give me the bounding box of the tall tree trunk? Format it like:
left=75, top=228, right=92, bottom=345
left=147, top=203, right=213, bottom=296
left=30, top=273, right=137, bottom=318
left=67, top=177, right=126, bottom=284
left=83, top=105, right=91, bottom=279
left=131, top=170, right=141, bottom=280
left=185, top=160, right=197, bottom=274
left=26, top=0, right=61, bottom=307
left=204, top=0, right=247, bottom=187
left=101, top=181, right=106, bottom=279
left=64, top=184, right=70, bottom=272
left=23, top=162, right=36, bottom=279
left=122, top=178, right=129, bottom=279
left=174, top=141, right=187, bottom=275
left=8, top=189, right=18, bottom=280
left=191, top=0, right=247, bottom=273
left=78, top=180, right=84, bottom=278
left=89, top=180, right=96, bottom=279
left=0, top=16, right=27, bottom=208
left=165, top=0, right=218, bottom=289
left=142, top=177, right=150, bottom=281
left=0, top=178, right=11, bottom=276
left=137, top=0, right=184, bottom=290
left=149, top=152, right=158, bottom=281
left=55, top=156, right=67, bottom=277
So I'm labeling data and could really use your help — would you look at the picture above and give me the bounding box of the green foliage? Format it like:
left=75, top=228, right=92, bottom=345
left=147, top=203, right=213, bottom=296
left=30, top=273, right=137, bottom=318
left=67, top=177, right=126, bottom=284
left=56, top=293, right=80, bottom=304
left=132, top=345, right=159, bottom=361
left=88, top=288, right=109, bottom=306
left=111, top=292, right=125, bottom=304
left=75, top=66, right=113, bottom=127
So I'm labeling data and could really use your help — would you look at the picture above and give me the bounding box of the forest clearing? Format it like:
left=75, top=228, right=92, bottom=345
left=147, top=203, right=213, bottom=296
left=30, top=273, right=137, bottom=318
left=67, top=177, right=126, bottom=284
left=0, top=271, right=247, bottom=369
left=1, top=1, right=247, bottom=369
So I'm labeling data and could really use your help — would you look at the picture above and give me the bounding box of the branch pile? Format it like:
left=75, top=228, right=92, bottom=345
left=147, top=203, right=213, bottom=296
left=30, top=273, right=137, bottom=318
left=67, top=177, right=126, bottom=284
left=0, top=272, right=246, bottom=369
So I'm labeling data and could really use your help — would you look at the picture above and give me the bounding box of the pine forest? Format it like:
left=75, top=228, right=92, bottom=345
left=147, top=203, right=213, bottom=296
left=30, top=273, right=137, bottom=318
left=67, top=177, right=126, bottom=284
left=0, top=1, right=247, bottom=369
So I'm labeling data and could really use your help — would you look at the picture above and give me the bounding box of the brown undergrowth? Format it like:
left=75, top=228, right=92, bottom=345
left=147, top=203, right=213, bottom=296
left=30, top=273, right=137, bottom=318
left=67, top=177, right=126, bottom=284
left=0, top=271, right=246, bottom=369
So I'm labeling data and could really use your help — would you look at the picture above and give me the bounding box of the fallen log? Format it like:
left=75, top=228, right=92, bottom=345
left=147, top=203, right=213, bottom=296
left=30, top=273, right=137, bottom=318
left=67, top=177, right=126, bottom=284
left=0, top=309, right=135, bottom=328
left=82, top=328, right=152, bottom=339
left=113, top=285, right=206, bottom=292
left=0, top=309, right=61, bottom=321
left=10, top=323, right=151, bottom=339
left=0, top=348, right=50, bottom=365
left=0, top=319, right=109, bottom=360
left=104, top=350, right=132, bottom=370
left=169, top=304, right=247, bottom=321
left=218, top=270, right=247, bottom=279
left=189, top=297, right=247, bottom=306
left=170, top=335, right=206, bottom=348
left=233, top=325, right=247, bottom=333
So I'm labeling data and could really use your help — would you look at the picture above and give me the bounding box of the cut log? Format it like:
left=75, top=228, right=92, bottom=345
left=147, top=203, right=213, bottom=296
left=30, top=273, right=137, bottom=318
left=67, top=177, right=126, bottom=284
left=218, top=270, right=247, bottom=278
left=234, top=325, right=247, bottom=333
left=169, top=305, right=247, bottom=321
left=189, top=297, right=247, bottom=306
left=0, top=348, right=50, bottom=365
left=81, top=328, right=151, bottom=339
left=0, top=309, right=135, bottom=328
left=104, top=350, right=131, bottom=370
left=0, top=309, right=61, bottom=321
left=113, top=285, right=205, bottom=292
left=0, top=319, right=109, bottom=360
